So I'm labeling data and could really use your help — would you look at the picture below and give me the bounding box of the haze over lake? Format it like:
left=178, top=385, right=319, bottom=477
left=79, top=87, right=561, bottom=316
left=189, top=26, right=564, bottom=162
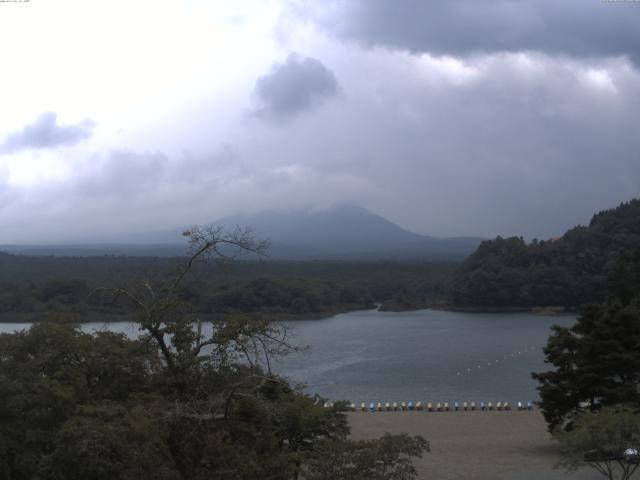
left=1, top=309, right=575, bottom=404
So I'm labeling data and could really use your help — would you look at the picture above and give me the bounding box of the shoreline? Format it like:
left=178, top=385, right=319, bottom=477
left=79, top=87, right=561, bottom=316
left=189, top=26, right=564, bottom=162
left=381, top=304, right=577, bottom=316
left=0, top=304, right=377, bottom=325
left=0, top=303, right=577, bottom=325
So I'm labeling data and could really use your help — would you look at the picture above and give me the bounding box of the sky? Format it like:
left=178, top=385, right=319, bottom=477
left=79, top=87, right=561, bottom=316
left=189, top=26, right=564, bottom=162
left=1, top=0, right=639, bottom=243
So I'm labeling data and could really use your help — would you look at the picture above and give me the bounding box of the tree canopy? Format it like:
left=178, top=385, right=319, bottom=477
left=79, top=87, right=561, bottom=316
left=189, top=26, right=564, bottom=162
left=533, top=246, right=640, bottom=432
left=554, top=406, right=640, bottom=480
left=452, top=199, right=640, bottom=309
left=0, top=225, right=428, bottom=480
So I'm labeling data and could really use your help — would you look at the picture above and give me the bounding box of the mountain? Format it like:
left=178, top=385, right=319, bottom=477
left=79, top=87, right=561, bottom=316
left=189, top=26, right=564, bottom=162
left=216, top=205, right=465, bottom=257
left=1, top=205, right=483, bottom=260
left=202, top=205, right=482, bottom=260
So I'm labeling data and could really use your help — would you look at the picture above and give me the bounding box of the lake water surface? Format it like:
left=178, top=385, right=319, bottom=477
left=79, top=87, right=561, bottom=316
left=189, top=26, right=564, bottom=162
left=0, top=308, right=575, bottom=405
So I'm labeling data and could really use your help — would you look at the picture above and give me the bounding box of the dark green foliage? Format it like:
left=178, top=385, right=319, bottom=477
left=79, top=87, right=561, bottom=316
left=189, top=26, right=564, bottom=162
left=304, top=433, right=429, bottom=480
left=0, top=255, right=455, bottom=321
left=0, top=227, right=429, bottom=479
left=453, top=199, right=640, bottom=308
left=533, top=300, right=640, bottom=431
left=554, top=405, right=640, bottom=480
left=0, top=322, right=428, bottom=479
left=204, top=276, right=375, bottom=315
left=0, top=323, right=163, bottom=479
left=533, top=248, right=640, bottom=432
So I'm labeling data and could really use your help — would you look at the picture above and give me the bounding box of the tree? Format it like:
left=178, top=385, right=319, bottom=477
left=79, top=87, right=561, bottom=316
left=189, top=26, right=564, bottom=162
left=533, top=300, right=640, bottom=431
left=555, top=405, right=640, bottom=480
left=0, top=323, right=165, bottom=480
left=0, top=224, right=429, bottom=480
left=303, top=433, right=429, bottom=480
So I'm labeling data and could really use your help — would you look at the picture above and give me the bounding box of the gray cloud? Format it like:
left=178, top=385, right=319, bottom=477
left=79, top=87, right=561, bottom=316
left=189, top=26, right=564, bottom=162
left=288, top=0, right=640, bottom=63
left=0, top=144, right=378, bottom=243
left=0, top=112, right=95, bottom=153
left=252, top=53, right=339, bottom=121
left=240, top=50, right=640, bottom=239
left=3, top=17, right=640, bottom=244
left=3, top=51, right=640, bottom=243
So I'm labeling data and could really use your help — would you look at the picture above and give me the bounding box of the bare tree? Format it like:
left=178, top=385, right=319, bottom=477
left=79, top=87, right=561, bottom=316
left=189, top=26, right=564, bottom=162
left=107, top=224, right=295, bottom=381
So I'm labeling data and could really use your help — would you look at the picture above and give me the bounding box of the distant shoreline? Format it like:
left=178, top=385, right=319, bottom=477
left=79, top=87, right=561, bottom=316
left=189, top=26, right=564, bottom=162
left=0, top=305, right=377, bottom=325
left=0, top=303, right=577, bottom=325
left=380, top=303, right=577, bottom=316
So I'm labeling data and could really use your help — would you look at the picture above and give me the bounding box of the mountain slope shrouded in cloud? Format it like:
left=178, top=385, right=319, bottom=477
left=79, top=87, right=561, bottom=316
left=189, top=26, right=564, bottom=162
left=213, top=205, right=481, bottom=259
left=2, top=205, right=483, bottom=260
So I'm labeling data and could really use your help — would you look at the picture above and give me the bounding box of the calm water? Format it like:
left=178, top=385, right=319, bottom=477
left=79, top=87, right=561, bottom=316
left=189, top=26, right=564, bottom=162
left=0, top=308, right=575, bottom=405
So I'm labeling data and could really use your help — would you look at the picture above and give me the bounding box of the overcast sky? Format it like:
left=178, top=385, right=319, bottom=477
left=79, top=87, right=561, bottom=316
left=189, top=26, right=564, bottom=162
left=1, top=0, right=639, bottom=243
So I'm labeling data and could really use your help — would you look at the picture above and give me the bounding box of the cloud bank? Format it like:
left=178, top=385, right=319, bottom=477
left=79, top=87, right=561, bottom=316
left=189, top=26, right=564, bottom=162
left=1, top=1, right=639, bottom=243
left=0, top=112, right=95, bottom=154
left=287, top=0, right=640, bottom=63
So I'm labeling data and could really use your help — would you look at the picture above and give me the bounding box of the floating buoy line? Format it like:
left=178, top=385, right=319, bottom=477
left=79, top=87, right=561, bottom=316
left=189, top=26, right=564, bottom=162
left=319, top=346, right=540, bottom=414
left=454, top=345, right=538, bottom=377
left=324, top=400, right=535, bottom=413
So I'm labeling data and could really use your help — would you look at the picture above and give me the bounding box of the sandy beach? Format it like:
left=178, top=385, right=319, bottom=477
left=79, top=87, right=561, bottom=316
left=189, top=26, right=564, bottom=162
left=348, top=410, right=601, bottom=480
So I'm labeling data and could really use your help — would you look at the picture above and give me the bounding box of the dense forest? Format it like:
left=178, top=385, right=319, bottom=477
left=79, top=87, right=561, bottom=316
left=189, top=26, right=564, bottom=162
left=0, top=228, right=429, bottom=479
left=0, top=253, right=455, bottom=322
left=3, top=199, right=638, bottom=320
left=451, top=199, right=640, bottom=309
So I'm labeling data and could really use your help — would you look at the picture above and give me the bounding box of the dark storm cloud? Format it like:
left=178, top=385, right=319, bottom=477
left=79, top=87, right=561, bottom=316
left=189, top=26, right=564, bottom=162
left=0, top=112, right=95, bottom=153
left=237, top=49, right=640, bottom=239
left=252, top=53, right=339, bottom=121
left=289, top=0, right=640, bottom=63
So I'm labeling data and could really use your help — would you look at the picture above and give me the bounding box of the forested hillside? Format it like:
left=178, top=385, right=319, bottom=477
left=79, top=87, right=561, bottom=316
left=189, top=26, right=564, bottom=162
left=0, top=254, right=455, bottom=321
left=452, top=199, right=640, bottom=309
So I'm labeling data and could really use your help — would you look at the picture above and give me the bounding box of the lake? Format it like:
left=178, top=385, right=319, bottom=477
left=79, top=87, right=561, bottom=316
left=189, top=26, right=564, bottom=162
left=0, top=308, right=575, bottom=405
